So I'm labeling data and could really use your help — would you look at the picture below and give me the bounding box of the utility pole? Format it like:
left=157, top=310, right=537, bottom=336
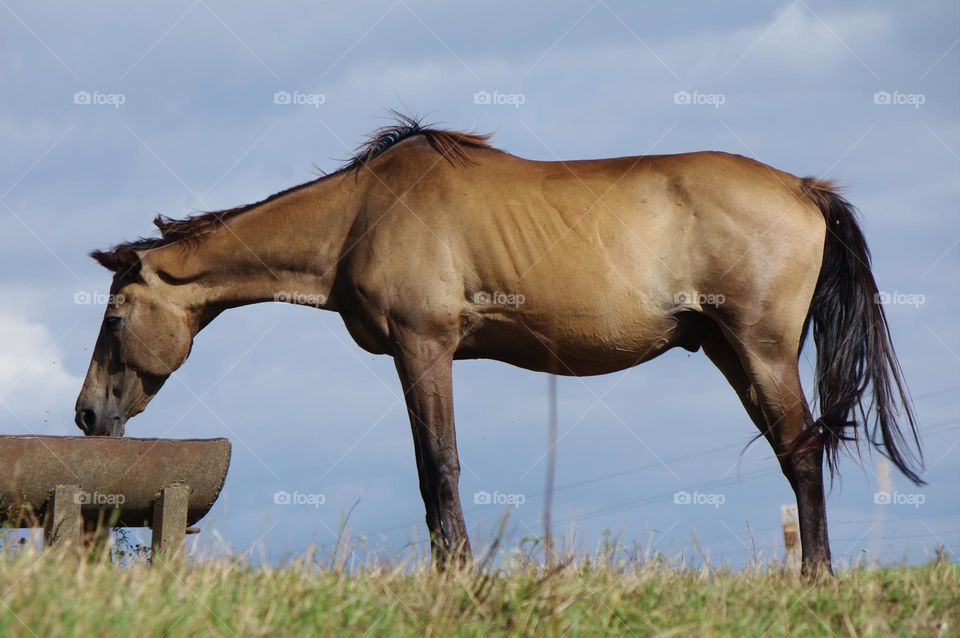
left=543, top=373, right=557, bottom=565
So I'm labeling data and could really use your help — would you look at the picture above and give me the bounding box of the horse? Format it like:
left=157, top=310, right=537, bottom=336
left=75, top=115, right=923, bottom=573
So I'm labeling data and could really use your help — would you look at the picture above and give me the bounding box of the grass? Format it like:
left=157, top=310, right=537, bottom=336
left=0, top=538, right=956, bottom=637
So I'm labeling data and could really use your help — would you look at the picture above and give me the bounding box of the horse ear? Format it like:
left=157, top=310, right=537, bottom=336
left=90, top=250, right=121, bottom=271
left=90, top=249, right=142, bottom=277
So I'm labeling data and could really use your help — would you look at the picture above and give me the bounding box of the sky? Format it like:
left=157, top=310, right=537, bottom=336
left=1, top=0, right=958, bottom=568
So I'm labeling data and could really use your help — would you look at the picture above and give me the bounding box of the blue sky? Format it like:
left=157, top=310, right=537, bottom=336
left=1, top=0, right=958, bottom=566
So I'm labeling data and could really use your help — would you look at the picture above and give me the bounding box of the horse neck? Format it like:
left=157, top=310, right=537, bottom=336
left=143, top=171, right=361, bottom=316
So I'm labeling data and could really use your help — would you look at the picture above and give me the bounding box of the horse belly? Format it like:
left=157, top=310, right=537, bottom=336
left=456, top=297, right=687, bottom=376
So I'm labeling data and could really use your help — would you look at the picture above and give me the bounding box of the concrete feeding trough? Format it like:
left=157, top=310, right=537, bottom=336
left=0, top=435, right=231, bottom=556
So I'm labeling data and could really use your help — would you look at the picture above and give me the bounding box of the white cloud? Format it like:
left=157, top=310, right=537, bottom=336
left=0, top=311, right=82, bottom=435
left=716, top=3, right=893, bottom=74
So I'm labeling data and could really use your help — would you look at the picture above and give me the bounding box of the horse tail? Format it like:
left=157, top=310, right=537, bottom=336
left=798, top=177, right=924, bottom=484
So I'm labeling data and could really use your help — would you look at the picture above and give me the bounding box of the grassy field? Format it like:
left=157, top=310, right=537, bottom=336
left=0, top=542, right=956, bottom=637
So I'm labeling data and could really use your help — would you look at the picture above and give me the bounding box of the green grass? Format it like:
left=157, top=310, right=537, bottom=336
left=0, top=542, right=956, bottom=637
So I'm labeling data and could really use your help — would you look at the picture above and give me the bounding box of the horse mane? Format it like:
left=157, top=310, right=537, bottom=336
left=93, top=113, right=494, bottom=264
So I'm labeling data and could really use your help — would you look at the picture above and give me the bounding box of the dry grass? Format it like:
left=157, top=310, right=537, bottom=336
left=0, top=538, right=956, bottom=637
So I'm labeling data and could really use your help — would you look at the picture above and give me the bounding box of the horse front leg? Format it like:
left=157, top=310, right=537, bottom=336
left=392, top=333, right=471, bottom=567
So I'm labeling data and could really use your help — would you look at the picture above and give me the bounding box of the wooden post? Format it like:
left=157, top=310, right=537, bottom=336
left=44, top=484, right=82, bottom=549
left=151, top=484, right=190, bottom=560
left=781, top=503, right=801, bottom=572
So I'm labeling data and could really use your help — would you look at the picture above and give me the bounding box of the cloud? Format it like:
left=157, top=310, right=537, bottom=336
left=0, top=310, right=82, bottom=435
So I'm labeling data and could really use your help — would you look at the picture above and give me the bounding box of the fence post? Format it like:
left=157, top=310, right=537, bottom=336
left=151, top=484, right=190, bottom=561
left=44, top=484, right=82, bottom=549
left=781, top=503, right=801, bottom=572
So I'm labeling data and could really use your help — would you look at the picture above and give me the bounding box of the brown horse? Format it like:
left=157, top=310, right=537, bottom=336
left=75, top=115, right=923, bottom=572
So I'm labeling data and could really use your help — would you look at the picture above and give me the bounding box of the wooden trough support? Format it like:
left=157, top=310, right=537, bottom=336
left=44, top=484, right=82, bottom=548
left=151, top=485, right=193, bottom=557
left=0, top=436, right=231, bottom=559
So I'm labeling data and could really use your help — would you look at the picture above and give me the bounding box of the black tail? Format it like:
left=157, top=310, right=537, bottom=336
left=799, top=178, right=924, bottom=485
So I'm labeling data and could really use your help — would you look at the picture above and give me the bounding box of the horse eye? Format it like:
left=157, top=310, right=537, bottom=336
left=105, top=316, right=123, bottom=332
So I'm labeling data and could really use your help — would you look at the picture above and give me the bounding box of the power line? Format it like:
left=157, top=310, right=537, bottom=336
left=551, top=468, right=779, bottom=528
left=527, top=441, right=747, bottom=499
left=688, top=513, right=960, bottom=552
left=922, top=419, right=960, bottom=435
left=318, top=418, right=960, bottom=549
left=520, top=418, right=959, bottom=505
left=694, top=528, right=960, bottom=560
left=912, top=385, right=960, bottom=402
left=321, top=462, right=780, bottom=549
left=308, top=392, right=960, bottom=551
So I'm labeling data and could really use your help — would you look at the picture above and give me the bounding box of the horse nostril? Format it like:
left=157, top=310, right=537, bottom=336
left=80, top=409, right=97, bottom=431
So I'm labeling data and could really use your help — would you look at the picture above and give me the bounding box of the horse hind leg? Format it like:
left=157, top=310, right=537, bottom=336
left=703, top=325, right=832, bottom=574
left=702, top=328, right=769, bottom=441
